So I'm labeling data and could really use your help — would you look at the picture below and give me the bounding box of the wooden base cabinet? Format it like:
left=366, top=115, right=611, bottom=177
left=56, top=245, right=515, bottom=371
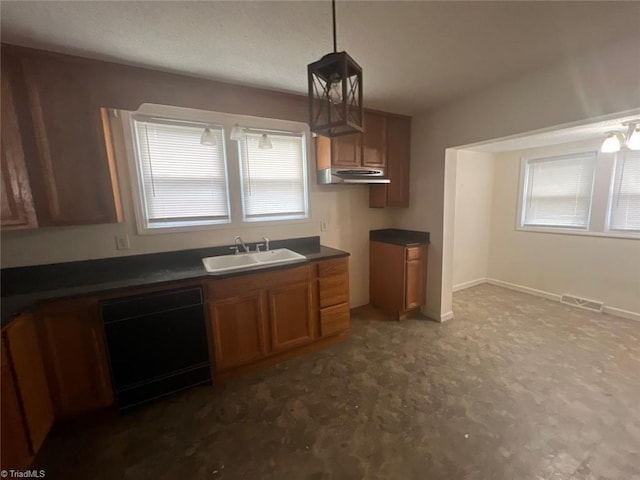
left=37, top=299, right=114, bottom=419
left=208, top=292, right=269, bottom=371
left=205, top=264, right=316, bottom=375
left=370, top=241, right=427, bottom=320
left=1, top=336, right=33, bottom=471
left=316, top=257, right=350, bottom=336
left=205, top=258, right=350, bottom=380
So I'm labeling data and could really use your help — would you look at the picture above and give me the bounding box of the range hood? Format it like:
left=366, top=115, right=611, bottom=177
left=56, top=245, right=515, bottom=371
left=317, top=167, right=391, bottom=185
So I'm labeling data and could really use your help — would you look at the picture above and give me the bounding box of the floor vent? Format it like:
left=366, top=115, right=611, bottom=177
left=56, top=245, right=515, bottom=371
left=561, top=294, right=603, bottom=312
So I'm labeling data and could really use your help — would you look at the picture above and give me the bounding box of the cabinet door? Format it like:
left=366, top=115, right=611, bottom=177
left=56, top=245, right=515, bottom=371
left=1, top=72, right=37, bottom=229
left=38, top=299, right=114, bottom=419
left=405, top=247, right=427, bottom=310
left=5, top=313, right=53, bottom=454
left=208, top=292, right=268, bottom=371
left=386, top=116, right=411, bottom=207
left=362, top=112, right=387, bottom=168
left=20, top=56, right=122, bottom=225
left=331, top=133, right=361, bottom=168
left=268, top=281, right=314, bottom=352
left=1, top=340, right=32, bottom=471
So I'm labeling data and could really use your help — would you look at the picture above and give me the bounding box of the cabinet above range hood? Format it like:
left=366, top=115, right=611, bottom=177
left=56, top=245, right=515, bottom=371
left=317, top=167, right=391, bottom=184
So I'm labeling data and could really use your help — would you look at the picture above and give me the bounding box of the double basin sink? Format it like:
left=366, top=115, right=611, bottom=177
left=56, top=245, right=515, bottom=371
left=202, top=248, right=307, bottom=275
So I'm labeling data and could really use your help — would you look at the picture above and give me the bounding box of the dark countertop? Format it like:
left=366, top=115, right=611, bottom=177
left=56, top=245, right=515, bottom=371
left=369, top=228, right=430, bottom=247
left=1, top=236, right=348, bottom=326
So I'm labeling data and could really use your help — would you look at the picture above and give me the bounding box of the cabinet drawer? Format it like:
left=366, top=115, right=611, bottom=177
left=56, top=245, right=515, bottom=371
left=319, top=274, right=349, bottom=308
left=406, top=246, right=425, bottom=261
left=317, top=257, right=348, bottom=277
left=320, top=303, right=350, bottom=337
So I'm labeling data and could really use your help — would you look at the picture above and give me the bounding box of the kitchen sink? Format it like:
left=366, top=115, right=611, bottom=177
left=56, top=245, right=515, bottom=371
left=202, top=248, right=307, bottom=275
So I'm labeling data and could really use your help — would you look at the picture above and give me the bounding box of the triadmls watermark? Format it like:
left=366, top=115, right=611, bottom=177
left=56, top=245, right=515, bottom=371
left=0, top=470, right=45, bottom=478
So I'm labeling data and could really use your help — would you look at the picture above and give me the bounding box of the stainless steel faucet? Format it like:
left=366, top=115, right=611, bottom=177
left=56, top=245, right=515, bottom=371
left=262, top=237, right=270, bottom=251
left=235, top=236, right=249, bottom=253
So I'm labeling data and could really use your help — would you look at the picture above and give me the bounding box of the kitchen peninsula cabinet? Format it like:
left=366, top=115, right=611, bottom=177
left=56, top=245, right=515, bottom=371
left=37, top=299, right=114, bottom=418
left=369, top=229, right=428, bottom=320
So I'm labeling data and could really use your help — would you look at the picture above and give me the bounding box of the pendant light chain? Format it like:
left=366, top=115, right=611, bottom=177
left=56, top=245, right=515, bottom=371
left=332, top=0, right=337, bottom=53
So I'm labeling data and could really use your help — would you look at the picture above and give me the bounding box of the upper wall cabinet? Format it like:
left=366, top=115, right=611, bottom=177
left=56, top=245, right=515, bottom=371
left=316, top=111, right=388, bottom=169
left=369, top=115, right=411, bottom=208
left=1, top=72, right=38, bottom=230
left=1, top=48, right=123, bottom=227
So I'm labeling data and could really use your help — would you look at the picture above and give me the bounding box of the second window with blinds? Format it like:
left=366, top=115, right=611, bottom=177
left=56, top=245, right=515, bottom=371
left=123, top=106, right=310, bottom=234
left=518, top=148, right=640, bottom=237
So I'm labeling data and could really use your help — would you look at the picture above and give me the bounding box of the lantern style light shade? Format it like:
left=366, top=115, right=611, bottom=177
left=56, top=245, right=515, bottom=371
left=308, top=51, right=364, bottom=137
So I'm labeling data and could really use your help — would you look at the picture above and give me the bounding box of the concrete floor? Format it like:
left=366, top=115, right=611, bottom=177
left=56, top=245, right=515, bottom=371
left=36, top=284, right=640, bottom=479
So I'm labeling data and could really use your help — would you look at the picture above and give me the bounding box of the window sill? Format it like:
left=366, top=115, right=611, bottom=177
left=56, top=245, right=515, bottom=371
left=515, top=226, right=640, bottom=240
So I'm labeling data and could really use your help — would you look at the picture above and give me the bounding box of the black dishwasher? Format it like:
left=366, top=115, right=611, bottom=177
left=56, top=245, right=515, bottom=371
left=100, top=286, right=211, bottom=411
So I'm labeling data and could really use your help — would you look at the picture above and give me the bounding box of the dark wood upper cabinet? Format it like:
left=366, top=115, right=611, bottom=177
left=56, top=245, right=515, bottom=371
left=316, top=111, right=389, bottom=170
left=1, top=71, right=38, bottom=229
left=331, top=133, right=362, bottom=168
left=362, top=111, right=387, bottom=168
left=19, top=56, right=123, bottom=225
left=369, top=115, right=411, bottom=208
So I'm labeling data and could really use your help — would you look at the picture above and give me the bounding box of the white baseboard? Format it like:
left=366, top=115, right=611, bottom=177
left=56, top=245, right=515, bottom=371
left=421, top=306, right=454, bottom=323
left=479, top=278, right=640, bottom=323
left=485, top=278, right=562, bottom=302
left=602, top=306, right=640, bottom=322
left=452, top=278, right=488, bottom=292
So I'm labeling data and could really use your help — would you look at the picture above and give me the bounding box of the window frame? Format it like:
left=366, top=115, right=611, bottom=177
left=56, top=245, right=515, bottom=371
left=516, top=143, right=639, bottom=240
left=237, top=128, right=310, bottom=223
left=606, top=149, right=640, bottom=234
left=121, top=104, right=312, bottom=235
left=519, top=150, right=597, bottom=231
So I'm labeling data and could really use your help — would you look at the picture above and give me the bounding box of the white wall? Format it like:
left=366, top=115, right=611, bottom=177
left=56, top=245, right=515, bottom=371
left=397, top=37, right=640, bottom=320
left=1, top=114, right=394, bottom=308
left=452, top=150, right=495, bottom=289
left=487, top=145, right=640, bottom=316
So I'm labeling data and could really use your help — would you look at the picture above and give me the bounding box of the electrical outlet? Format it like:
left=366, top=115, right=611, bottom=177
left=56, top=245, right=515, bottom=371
left=115, top=234, right=130, bottom=250
left=320, top=220, right=328, bottom=232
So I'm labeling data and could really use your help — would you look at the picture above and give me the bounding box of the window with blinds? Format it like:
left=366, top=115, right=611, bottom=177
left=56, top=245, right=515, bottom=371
left=608, top=150, right=640, bottom=232
left=521, top=152, right=596, bottom=228
left=132, top=118, right=230, bottom=228
left=238, top=131, right=308, bottom=221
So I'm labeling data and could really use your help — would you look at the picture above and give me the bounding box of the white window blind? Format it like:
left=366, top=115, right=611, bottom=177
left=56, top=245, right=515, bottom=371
left=238, top=131, right=308, bottom=221
left=132, top=118, right=230, bottom=228
left=522, top=152, right=596, bottom=228
left=609, top=150, right=640, bottom=232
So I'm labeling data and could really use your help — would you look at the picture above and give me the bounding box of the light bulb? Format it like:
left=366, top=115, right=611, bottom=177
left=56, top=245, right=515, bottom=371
left=230, top=124, right=245, bottom=141
left=626, top=125, right=640, bottom=151
left=328, top=75, right=342, bottom=104
left=258, top=133, right=273, bottom=150
left=200, top=127, right=217, bottom=146
left=601, top=132, right=622, bottom=153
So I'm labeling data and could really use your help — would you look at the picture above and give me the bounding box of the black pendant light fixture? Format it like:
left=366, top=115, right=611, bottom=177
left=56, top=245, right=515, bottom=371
left=308, top=0, right=364, bottom=137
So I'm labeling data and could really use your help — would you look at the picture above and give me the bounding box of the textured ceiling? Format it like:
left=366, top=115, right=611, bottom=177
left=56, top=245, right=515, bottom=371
left=2, top=1, right=640, bottom=115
